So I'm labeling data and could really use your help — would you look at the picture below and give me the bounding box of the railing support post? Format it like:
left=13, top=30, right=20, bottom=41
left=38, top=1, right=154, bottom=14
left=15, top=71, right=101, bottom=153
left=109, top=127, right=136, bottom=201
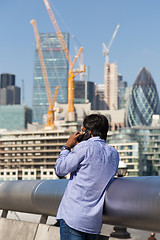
left=1, top=210, right=8, bottom=218
left=39, top=214, right=48, bottom=224
left=110, top=226, right=131, bottom=239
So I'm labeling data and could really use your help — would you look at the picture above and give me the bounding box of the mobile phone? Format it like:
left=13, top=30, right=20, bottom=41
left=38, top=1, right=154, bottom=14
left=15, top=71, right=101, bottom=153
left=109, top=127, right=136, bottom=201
left=77, top=130, right=91, bottom=142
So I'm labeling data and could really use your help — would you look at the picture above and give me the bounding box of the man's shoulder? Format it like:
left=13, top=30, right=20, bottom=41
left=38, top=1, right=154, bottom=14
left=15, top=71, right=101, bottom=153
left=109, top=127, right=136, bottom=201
left=106, top=144, right=119, bottom=156
left=107, top=144, right=117, bottom=151
left=73, top=140, right=90, bottom=150
left=73, top=138, right=96, bottom=152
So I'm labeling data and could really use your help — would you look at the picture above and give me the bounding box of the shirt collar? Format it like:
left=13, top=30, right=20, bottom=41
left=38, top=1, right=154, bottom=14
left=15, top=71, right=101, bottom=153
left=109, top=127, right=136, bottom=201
left=89, top=136, right=105, bottom=142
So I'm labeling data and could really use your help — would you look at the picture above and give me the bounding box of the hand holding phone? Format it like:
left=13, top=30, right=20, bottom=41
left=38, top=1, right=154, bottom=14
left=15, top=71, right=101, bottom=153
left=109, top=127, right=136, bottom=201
left=77, top=130, right=91, bottom=142
left=65, top=131, right=82, bottom=148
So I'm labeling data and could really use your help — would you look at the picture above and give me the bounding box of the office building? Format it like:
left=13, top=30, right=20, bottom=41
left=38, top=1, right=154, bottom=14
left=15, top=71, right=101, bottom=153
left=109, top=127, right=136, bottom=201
left=108, top=117, right=160, bottom=176
left=1, top=73, right=15, bottom=88
left=108, top=129, right=139, bottom=176
left=132, top=125, right=160, bottom=176
left=0, top=73, right=20, bottom=105
left=127, top=67, right=160, bottom=127
left=0, top=129, right=70, bottom=180
left=118, top=74, right=127, bottom=109
left=0, top=105, right=32, bottom=130
left=95, top=84, right=107, bottom=110
left=104, top=63, right=118, bottom=110
left=74, top=80, right=96, bottom=109
left=32, top=32, right=69, bottom=124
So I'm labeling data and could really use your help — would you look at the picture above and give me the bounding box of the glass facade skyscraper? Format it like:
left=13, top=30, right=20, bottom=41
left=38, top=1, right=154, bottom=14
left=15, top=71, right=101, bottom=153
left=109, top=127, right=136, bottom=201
left=0, top=73, right=20, bottom=105
left=0, top=105, right=32, bottom=130
left=74, top=80, right=96, bottom=109
left=127, top=67, right=160, bottom=127
left=32, top=33, right=69, bottom=124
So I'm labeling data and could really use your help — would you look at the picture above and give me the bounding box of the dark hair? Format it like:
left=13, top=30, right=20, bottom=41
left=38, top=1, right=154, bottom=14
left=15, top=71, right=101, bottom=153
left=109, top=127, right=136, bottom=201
left=83, top=114, right=109, bottom=140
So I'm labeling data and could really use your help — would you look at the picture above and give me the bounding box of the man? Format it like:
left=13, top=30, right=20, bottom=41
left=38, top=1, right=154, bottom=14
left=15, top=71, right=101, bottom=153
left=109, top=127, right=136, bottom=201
left=55, top=114, right=119, bottom=240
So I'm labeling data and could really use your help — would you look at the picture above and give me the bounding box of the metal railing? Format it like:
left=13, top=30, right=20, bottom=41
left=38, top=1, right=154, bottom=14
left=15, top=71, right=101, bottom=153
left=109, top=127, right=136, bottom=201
left=0, top=177, right=160, bottom=232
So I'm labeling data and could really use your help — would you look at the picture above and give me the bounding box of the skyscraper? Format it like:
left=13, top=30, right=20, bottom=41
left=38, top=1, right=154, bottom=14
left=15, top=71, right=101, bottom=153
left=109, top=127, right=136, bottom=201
left=1, top=73, right=15, bottom=88
left=74, top=80, right=96, bottom=109
left=0, top=73, right=20, bottom=105
left=127, top=67, right=160, bottom=127
left=95, top=84, right=107, bottom=110
left=104, top=62, right=118, bottom=110
left=118, top=74, right=127, bottom=109
left=32, top=32, right=69, bottom=124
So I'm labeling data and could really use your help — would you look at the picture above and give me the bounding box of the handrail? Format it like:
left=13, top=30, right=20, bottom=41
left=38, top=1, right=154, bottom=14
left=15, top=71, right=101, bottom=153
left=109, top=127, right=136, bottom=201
left=0, top=177, right=160, bottom=232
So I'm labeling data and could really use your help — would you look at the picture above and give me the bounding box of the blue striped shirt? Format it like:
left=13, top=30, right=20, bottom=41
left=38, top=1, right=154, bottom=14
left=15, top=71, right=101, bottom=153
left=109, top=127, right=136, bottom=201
left=56, top=136, right=119, bottom=234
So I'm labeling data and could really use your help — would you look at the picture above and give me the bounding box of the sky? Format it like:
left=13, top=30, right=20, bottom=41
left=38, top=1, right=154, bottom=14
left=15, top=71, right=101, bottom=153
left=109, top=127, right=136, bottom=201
left=0, top=0, right=160, bottom=107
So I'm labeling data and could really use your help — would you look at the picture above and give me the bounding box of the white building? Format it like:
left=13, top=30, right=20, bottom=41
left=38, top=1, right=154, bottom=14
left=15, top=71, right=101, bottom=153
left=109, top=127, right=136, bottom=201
left=104, top=62, right=118, bottom=110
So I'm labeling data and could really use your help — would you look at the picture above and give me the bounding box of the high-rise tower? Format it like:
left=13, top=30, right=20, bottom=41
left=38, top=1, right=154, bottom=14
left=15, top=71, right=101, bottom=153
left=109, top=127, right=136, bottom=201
left=32, top=32, right=69, bottom=124
left=0, top=73, right=20, bottom=105
left=104, top=62, right=118, bottom=110
left=127, top=67, right=160, bottom=127
left=118, top=74, right=128, bottom=109
left=103, top=24, right=119, bottom=110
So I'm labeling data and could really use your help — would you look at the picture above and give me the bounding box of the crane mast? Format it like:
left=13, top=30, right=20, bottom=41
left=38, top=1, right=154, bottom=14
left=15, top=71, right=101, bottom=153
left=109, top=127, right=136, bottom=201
left=43, top=0, right=85, bottom=121
left=44, top=86, right=59, bottom=130
left=31, top=19, right=59, bottom=130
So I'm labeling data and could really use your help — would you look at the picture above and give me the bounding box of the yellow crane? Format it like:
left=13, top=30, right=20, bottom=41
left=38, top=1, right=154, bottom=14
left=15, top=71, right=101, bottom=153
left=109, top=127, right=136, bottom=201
left=43, top=0, right=85, bottom=121
left=31, top=19, right=59, bottom=130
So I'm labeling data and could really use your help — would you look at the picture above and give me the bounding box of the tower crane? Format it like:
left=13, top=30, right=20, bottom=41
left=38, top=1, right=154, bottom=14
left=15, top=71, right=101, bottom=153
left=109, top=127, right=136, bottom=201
left=102, top=24, right=120, bottom=64
left=74, top=45, right=86, bottom=81
left=31, top=19, right=59, bottom=130
left=43, top=0, right=85, bottom=122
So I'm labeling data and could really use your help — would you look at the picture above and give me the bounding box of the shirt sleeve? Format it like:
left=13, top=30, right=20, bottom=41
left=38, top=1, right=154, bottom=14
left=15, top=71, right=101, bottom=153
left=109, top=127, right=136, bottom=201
left=55, top=143, right=87, bottom=177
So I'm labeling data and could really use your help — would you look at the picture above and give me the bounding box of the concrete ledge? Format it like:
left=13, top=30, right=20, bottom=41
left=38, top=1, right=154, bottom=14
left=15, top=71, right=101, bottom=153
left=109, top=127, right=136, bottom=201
left=0, top=218, right=60, bottom=240
left=0, top=218, right=38, bottom=240
left=35, top=223, right=60, bottom=240
left=0, top=218, right=132, bottom=240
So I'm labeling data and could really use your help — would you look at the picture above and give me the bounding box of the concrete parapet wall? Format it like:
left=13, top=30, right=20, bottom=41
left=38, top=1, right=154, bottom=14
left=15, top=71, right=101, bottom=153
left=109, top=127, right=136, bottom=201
left=0, top=218, right=60, bottom=240
left=0, top=218, right=38, bottom=240
left=0, top=218, right=110, bottom=240
left=35, top=223, right=60, bottom=240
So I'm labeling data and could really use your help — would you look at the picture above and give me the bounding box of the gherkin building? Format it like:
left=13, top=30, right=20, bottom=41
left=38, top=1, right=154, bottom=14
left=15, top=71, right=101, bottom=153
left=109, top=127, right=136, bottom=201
left=127, top=67, right=160, bottom=127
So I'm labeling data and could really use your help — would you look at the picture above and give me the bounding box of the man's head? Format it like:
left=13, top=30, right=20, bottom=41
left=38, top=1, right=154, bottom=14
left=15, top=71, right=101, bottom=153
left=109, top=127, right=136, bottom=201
left=83, top=114, right=109, bottom=140
left=151, top=233, right=155, bottom=237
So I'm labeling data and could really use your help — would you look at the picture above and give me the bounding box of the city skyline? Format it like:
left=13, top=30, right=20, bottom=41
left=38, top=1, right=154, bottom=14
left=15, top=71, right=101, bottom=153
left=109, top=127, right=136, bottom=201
left=0, top=0, right=160, bottom=107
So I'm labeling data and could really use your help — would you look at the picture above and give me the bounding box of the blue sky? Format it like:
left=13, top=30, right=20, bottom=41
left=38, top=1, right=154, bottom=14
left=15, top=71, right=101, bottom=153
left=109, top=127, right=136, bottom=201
left=0, top=0, right=160, bottom=107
